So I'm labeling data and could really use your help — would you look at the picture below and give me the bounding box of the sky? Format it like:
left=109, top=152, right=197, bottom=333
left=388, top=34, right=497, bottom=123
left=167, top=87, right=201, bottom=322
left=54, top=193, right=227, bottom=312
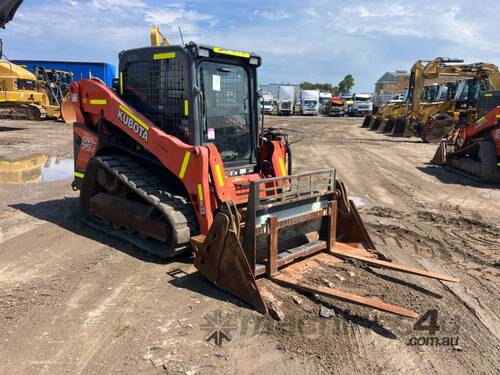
left=2, top=0, right=499, bottom=92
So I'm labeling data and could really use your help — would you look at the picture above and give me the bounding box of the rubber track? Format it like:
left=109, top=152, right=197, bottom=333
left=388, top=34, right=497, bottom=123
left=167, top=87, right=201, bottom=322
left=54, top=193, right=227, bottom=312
left=84, top=155, right=199, bottom=258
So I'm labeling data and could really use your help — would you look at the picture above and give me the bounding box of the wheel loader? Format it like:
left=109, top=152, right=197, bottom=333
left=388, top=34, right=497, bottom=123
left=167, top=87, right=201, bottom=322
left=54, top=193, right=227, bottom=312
left=65, top=33, right=457, bottom=318
left=431, top=90, right=500, bottom=182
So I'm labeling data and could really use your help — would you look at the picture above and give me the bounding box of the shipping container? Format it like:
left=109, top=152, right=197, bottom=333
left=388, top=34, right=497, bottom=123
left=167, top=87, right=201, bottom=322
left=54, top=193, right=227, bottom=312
left=12, top=60, right=116, bottom=87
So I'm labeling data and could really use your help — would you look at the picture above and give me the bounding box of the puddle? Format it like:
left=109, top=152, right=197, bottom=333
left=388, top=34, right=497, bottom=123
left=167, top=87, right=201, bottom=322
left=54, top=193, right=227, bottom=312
left=0, top=154, right=73, bottom=185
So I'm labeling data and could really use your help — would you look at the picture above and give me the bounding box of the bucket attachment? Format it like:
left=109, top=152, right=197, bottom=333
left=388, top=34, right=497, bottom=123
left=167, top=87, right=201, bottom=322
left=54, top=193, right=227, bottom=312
left=61, top=95, right=77, bottom=124
left=361, top=115, right=373, bottom=128
left=369, top=116, right=382, bottom=131
left=391, top=117, right=413, bottom=137
left=378, top=118, right=391, bottom=132
left=192, top=170, right=458, bottom=318
left=419, top=114, right=455, bottom=143
left=383, top=118, right=395, bottom=133
left=431, top=140, right=447, bottom=165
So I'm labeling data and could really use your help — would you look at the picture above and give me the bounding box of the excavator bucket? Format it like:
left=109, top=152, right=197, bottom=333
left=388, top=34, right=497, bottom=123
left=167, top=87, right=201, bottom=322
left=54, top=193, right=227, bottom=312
left=391, top=117, right=414, bottom=137
left=369, top=116, right=382, bottom=130
left=361, top=115, right=373, bottom=128
left=61, top=95, right=77, bottom=124
left=383, top=117, right=396, bottom=133
left=431, top=140, right=447, bottom=165
left=192, top=170, right=458, bottom=318
left=419, top=114, right=455, bottom=143
left=377, top=118, right=390, bottom=132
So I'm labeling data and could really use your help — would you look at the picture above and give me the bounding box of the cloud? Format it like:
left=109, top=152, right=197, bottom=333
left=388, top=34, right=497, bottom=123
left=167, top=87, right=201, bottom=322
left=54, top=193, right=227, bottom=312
left=91, top=0, right=147, bottom=10
left=254, top=10, right=291, bottom=21
left=144, top=7, right=214, bottom=35
left=328, top=1, right=496, bottom=51
left=1, top=0, right=499, bottom=92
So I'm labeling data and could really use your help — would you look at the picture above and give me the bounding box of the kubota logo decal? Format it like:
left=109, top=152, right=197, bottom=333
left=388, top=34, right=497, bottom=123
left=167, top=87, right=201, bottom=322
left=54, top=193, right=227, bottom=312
left=117, top=105, right=149, bottom=142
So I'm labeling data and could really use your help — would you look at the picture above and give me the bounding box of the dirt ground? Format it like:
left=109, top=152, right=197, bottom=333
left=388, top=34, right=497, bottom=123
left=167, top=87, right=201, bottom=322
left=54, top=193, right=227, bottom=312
left=0, top=117, right=498, bottom=375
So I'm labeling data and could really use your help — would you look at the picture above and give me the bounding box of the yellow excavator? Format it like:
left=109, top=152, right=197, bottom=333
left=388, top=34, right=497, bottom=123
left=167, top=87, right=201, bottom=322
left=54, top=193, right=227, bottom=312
left=363, top=60, right=427, bottom=133
left=392, top=58, right=500, bottom=142
left=0, top=0, right=72, bottom=120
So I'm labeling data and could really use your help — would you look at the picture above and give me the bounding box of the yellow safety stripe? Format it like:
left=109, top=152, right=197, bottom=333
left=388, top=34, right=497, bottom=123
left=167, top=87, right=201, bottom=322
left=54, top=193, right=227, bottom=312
left=178, top=151, right=191, bottom=179
left=153, top=52, right=176, bottom=60
left=90, top=99, right=107, bottom=105
left=278, top=157, right=287, bottom=176
left=213, top=47, right=250, bottom=59
left=484, top=93, right=493, bottom=97
left=119, top=71, right=123, bottom=95
left=118, top=104, right=149, bottom=130
left=197, top=184, right=204, bottom=201
left=184, top=100, right=189, bottom=116
left=74, top=172, right=84, bottom=178
left=215, top=164, right=225, bottom=187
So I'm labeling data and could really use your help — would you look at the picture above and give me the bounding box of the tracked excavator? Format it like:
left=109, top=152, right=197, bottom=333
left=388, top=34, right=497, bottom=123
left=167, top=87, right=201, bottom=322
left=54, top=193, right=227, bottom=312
left=65, top=28, right=457, bottom=318
left=431, top=90, right=500, bottom=182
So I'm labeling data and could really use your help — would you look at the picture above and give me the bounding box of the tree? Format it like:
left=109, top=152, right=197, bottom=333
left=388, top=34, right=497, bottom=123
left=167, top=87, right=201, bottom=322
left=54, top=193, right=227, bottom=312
left=299, top=76, right=354, bottom=96
left=338, top=74, right=354, bottom=94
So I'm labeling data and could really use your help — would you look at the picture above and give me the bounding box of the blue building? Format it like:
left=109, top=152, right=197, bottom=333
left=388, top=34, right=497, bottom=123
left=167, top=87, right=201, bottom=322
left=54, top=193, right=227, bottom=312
left=12, top=60, right=116, bottom=87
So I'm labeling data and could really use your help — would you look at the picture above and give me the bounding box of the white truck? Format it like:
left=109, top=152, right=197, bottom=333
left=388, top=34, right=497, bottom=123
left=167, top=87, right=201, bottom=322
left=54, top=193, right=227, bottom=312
left=261, top=93, right=274, bottom=115
left=350, top=93, right=373, bottom=116
left=319, top=92, right=332, bottom=114
left=277, top=85, right=295, bottom=116
left=300, top=89, right=320, bottom=115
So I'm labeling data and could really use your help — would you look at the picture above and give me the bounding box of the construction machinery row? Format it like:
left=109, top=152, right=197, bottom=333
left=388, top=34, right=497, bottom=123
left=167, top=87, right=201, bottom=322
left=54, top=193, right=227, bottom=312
left=362, top=58, right=500, bottom=143
left=362, top=58, right=500, bottom=182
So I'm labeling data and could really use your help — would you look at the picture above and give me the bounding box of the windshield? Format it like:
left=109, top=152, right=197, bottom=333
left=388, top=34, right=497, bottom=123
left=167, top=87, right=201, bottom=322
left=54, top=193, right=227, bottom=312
left=263, top=100, right=272, bottom=106
left=304, top=100, right=316, bottom=105
left=198, top=61, right=251, bottom=163
left=436, top=85, right=448, bottom=101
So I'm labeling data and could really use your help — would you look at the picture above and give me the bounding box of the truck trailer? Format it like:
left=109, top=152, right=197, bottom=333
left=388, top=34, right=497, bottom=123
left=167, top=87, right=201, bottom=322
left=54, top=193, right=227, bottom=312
left=277, top=85, right=295, bottom=115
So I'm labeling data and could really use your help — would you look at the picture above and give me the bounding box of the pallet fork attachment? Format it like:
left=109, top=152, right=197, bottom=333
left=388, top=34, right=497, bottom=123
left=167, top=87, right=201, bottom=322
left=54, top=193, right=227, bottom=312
left=192, top=170, right=458, bottom=318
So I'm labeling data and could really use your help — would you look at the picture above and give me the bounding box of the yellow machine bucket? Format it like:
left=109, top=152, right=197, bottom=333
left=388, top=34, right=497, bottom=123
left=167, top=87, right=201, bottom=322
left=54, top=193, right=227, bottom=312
left=61, top=95, right=77, bottom=124
left=192, top=170, right=458, bottom=318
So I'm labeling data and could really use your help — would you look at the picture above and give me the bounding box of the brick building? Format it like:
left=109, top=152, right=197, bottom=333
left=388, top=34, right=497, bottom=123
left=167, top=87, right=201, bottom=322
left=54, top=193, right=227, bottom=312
left=373, top=70, right=409, bottom=105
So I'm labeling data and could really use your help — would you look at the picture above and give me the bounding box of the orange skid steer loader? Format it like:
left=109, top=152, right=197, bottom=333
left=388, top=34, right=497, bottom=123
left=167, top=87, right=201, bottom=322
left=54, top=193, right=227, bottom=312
left=65, top=38, right=457, bottom=319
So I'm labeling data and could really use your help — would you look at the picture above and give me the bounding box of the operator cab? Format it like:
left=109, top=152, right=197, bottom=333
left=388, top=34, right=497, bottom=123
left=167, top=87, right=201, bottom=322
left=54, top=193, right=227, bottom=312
left=117, top=43, right=262, bottom=173
left=476, top=90, right=500, bottom=118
